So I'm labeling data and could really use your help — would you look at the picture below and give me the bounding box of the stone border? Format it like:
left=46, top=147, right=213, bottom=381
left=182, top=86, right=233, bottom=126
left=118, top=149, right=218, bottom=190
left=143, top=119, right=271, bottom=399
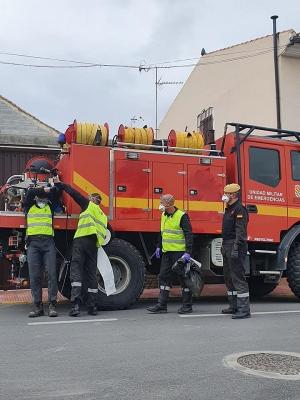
left=223, top=351, right=300, bottom=381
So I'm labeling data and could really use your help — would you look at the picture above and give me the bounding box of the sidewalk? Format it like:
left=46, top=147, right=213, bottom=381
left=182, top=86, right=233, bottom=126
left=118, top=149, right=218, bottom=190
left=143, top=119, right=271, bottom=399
left=0, top=279, right=295, bottom=304
left=141, top=278, right=295, bottom=299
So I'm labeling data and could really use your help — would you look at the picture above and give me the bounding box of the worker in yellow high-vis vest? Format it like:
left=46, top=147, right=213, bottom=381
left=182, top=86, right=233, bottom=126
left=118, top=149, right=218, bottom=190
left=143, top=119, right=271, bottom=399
left=55, top=181, right=108, bottom=317
left=24, top=186, right=60, bottom=318
left=147, top=194, right=193, bottom=314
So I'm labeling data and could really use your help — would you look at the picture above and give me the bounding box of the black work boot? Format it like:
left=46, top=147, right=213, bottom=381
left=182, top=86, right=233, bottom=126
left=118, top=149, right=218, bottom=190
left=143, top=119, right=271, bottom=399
left=178, top=289, right=193, bottom=314
left=232, top=295, right=251, bottom=319
left=48, top=302, right=58, bottom=317
left=147, top=289, right=169, bottom=313
left=87, top=306, right=98, bottom=316
left=28, top=303, right=44, bottom=318
left=69, top=302, right=81, bottom=317
left=222, top=294, right=237, bottom=314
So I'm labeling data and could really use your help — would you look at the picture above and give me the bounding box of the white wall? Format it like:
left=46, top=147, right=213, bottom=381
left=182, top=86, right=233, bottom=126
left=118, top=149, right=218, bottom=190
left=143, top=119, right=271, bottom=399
left=280, top=53, right=300, bottom=132
left=158, top=31, right=296, bottom=140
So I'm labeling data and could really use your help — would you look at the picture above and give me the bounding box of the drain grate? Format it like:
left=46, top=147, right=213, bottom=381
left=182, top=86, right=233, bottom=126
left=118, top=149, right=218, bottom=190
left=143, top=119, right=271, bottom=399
left=237, top=353, right=300, bottom=376
left=224, top=351, right=300, bottom=380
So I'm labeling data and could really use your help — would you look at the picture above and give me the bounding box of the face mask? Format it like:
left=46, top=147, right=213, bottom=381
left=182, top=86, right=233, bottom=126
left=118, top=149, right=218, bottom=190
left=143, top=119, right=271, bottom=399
left=37, top=201, right=46, bottom=208
left=222, top=194, right=230, bottom=203
left=159, top=204, right=166, bottom=212
left=89, top=195, right=101, bottom=205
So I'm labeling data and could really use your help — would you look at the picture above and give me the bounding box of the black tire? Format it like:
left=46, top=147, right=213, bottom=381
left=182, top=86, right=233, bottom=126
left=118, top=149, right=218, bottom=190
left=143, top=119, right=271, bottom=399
left=248, top=277, right=277, bottom=299
left=97, top=238, right=145, bottom=310
left=287, top=241, right=300, bottom=299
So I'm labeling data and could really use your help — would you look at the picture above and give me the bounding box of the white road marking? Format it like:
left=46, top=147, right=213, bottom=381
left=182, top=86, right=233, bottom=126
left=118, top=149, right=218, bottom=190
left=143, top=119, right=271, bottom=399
left=180, top=313, right=227, bottom=318
left=28, top=318, right=118, bottom=326
left=179, top=310, right=300, bottom=318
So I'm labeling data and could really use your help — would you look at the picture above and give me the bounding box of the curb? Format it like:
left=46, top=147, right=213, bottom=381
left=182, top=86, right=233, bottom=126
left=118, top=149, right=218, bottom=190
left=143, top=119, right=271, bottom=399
left=0, top=280, right=295, bottom=305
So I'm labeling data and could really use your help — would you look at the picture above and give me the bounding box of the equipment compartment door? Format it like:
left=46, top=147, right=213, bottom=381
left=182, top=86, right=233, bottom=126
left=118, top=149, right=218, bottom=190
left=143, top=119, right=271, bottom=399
left=115, top=159, right=150, bottom=220
left=152, top=162, right=185, bottom=220
left=187, top=164, right=224, bottom=221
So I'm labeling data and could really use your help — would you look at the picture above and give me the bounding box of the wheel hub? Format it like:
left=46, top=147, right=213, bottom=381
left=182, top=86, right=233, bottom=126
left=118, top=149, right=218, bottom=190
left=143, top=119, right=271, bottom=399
left=97, top=255, right=131, bottom=295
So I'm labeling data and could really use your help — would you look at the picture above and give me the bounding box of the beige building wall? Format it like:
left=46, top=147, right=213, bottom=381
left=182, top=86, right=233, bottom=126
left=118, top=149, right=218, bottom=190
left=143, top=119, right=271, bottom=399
left=280, top=53, right=300, bottom=132
left=158, top=30, right=297, bottom=140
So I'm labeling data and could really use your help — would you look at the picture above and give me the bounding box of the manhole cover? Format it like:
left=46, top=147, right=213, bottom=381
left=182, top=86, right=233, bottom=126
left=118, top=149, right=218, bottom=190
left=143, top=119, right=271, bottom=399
left=238, top=353, right=300, bottom=375
left=224, top=351, right=300, bottom=380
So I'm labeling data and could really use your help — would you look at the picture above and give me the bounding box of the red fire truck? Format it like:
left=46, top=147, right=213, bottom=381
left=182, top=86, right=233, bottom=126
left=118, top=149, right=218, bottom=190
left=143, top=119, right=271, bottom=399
left=1, top=122, right=300, bottom=309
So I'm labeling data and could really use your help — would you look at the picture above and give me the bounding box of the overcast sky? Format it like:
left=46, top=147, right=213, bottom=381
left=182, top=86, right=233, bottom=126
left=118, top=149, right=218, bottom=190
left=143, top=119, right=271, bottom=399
left=0, top=0, right=299, bottom=136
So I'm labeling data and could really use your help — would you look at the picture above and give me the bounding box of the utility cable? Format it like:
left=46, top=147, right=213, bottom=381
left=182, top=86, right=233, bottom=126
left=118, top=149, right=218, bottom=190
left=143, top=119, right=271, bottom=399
left=0, top=44, right=286, bottom=66
left=0, top=60, right=140, bottom=69
left=0, top=47, right=281, bottom=70
left=148, top=44, right=286, bottom=66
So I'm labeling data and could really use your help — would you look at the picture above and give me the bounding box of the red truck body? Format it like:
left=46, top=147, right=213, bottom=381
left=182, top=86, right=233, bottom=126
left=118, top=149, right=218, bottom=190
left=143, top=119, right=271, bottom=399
left=1, top=122, right=300, bottom=308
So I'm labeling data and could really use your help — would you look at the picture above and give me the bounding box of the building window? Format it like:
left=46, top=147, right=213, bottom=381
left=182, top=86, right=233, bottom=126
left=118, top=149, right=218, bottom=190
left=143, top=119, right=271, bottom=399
left=291, top=151, right=300, bottom=180
left=249, top=147, right=280, bottom=187
left=197, top=107, right=214, bottom=144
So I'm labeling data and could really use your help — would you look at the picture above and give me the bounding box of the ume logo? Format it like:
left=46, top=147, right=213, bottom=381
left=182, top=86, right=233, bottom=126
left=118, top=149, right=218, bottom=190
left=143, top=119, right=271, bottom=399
left=295, top=185, right=300, bottom=198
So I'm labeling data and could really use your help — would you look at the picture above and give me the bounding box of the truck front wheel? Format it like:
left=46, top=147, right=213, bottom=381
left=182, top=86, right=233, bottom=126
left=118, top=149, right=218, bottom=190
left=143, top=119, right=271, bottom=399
left=248, top=277, right=277, bottom=299
left=97, top=238, right=145, bottom=310
left=287, top=241, right=300, bottom=299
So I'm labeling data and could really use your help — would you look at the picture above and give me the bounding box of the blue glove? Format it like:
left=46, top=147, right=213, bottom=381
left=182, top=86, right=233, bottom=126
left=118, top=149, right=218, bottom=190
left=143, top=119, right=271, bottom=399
left=182, top=252, right=191, bottom=262
left=155, top=248, right=161, bottom=259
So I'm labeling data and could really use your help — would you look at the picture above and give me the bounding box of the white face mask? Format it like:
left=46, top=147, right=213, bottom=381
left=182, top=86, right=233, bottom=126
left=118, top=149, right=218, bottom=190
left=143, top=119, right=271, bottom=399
left=159, top=204, right=166, bottom=212
left=222, top=194, right=230, bottom=203
left=37, top=201, right=46, bottom=209
left=89, top=195, right=101, bottom=205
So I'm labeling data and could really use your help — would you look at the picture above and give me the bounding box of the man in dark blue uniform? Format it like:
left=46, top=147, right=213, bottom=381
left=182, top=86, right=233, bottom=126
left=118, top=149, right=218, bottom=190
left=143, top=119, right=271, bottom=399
left=221, top=183, right=250, bottom=319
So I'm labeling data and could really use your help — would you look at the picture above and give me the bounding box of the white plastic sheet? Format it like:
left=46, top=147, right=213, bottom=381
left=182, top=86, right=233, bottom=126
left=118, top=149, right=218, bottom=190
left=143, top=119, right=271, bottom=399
left=97, top=247, right=116, bottom=296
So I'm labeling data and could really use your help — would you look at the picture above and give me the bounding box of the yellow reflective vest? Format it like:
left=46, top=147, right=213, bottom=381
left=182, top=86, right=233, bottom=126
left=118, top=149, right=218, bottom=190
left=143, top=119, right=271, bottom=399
left=161, top=209, right=186, bottom=252
left=26, top=204, right=54, bottom=236
left=74, top=201, right=108, bottom=247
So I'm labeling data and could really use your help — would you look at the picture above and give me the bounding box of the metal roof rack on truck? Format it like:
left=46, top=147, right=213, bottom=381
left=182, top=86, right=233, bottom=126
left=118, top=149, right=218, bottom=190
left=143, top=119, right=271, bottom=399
left=111, top=137, right=222, bottom=157
left=220, top=122, right=300, bottom=195
left=223, top=122, right=300, bottom=145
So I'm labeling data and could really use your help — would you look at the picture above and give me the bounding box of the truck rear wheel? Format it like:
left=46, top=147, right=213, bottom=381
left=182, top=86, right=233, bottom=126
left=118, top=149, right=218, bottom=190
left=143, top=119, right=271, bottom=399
left=248, top=277, right=277, bottom=299
left=97, top=238, right=145, bottom=310
left=287, top=241, right=300, bottom=299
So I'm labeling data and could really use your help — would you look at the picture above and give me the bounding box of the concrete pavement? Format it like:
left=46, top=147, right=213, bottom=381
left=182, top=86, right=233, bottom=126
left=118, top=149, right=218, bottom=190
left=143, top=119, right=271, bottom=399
left=0, top=278, right=295, bottom=304
left=0, top=293, right=300, bottom=400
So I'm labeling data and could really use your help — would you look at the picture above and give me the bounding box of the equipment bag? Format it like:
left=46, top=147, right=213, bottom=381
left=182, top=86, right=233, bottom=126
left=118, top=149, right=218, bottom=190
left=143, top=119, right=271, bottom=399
left=172, top=257, right=204, bottom=296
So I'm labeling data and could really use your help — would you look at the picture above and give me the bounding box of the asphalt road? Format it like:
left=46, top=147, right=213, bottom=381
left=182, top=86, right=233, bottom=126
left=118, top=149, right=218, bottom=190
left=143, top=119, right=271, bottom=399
left=0, top=297, right=300, bottom=400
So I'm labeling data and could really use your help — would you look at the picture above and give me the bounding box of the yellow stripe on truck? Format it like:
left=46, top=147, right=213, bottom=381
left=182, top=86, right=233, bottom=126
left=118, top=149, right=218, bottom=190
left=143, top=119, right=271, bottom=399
left=72, top=172, right=300, bottom=218
left=188, top=201, right=223, bottom=212
left=254, top=205, right=300, bottom=218
left=256, top=205, right=287, bottom=217
left=288, top=208, right=300, bottom=218
left=73, top=171, right=109, bottom=207
left=152, top=199, right=184, bottom=210
left=116, top=197, right=148, bottom=208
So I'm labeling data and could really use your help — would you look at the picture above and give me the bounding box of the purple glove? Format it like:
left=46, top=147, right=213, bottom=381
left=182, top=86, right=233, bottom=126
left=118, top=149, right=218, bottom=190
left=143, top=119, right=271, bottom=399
left=155, top=248, right=161, bottom=259
left=182, top=252, right=191, bottom=262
